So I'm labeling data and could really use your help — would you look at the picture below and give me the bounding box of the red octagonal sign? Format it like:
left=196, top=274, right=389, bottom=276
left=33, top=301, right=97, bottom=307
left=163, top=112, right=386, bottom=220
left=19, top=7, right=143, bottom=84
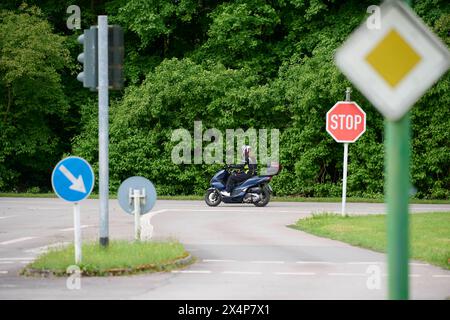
left=326, top=101, right=366, bottom=143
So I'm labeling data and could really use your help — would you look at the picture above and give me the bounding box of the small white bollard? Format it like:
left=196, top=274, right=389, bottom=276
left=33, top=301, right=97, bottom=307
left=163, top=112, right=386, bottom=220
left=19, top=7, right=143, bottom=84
left=129, top=188, right=146, bottom=241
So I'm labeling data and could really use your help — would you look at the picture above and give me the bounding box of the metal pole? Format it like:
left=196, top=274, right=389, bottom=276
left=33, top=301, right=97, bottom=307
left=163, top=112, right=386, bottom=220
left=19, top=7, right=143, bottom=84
left=133, top=189, right=141, bottom=241
left=385, top=0, right=412, bottom=300
left=385, top=115, right=410, bottom=300
left=341, top=87, right=352, bottom=216
left=341, top=143, right=348, bottom=216
left=73, top=202, right=82, bottom=264
left=98, top=15, right=109, bottom=247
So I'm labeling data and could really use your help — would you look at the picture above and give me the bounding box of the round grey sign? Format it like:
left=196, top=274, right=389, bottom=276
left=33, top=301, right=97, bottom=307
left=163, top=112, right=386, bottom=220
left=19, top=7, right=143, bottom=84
left=117, top=176, right=157, bottom=215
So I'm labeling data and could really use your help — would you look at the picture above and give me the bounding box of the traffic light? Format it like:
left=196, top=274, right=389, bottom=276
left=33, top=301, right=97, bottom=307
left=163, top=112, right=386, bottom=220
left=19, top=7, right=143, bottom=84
left=108, top=25, right=124, bottom=90
left=77, top=27, right=98, bottom=90
left=76, top=25, right=123, bottom=91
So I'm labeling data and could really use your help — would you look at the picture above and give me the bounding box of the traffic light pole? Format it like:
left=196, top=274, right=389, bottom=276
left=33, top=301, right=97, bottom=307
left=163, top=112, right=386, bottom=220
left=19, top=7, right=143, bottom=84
left=98, top=15, right=109, bottom=247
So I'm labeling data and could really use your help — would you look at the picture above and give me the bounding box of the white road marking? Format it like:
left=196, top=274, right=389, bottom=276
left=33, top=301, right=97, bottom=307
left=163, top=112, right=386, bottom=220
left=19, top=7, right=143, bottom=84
left=297, top=261, right=335, bottom=265
left=140, top=209, right=168, bottom=240
left=0, top=237, right=36, bottom=245
left=171, top=270, right=212, bottom=274
left=222, top=271, right=262, bottom=275
left=251, top=261, right=285, bottom=264
left=328, top=273, right=367, bottom=276
left=203, top=259, right=236, bottom=263
left=0, top=257, right=34, bottom=261
left=409, top=274, right=421, bottom=278
left=274, top=272, right=316, bottom=276
left=0, top=271, right=8, bottom=274
left=59, top=225, right=92, bottom=232
left=347, top=262, right=383, bottom=265
left=27, top=207, right=66, bottom=210
left=0, top=216, right=16, bottom=220
left=24, top=242, right=71, bottom=254
left=0, top=284, right=16, bottom=288
left=432, top=275, right=450, bottom=278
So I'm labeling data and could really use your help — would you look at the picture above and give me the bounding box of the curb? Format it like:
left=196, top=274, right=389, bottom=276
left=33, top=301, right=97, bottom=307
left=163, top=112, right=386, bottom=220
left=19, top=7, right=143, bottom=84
left=21, top=253, right=195, bottom=277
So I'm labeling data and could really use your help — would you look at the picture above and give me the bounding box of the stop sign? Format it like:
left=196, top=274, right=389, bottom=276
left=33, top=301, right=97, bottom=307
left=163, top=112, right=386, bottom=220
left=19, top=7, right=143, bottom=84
left=326, top=101, right=366, bottom=143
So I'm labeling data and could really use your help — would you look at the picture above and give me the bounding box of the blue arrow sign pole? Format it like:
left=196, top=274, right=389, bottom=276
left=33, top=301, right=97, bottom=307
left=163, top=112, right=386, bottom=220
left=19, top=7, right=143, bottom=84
left=73, top=202, right=82, bottom=264
left=52, top=156, right=94, bottom=265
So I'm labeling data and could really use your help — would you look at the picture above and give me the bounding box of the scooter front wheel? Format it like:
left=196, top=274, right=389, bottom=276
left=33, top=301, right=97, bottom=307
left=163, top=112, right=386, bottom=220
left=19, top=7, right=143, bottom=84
left=205, top=189, right=222, bottom=207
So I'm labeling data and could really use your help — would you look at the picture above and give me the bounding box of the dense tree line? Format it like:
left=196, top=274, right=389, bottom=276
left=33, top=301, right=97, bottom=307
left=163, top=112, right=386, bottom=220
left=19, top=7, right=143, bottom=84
left=0, top=0, right=449, bottom=198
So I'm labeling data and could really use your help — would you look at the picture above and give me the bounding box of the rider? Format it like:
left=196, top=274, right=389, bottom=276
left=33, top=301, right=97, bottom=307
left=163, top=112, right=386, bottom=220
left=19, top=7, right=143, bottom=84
left=221, top=145, right=257, bottom=197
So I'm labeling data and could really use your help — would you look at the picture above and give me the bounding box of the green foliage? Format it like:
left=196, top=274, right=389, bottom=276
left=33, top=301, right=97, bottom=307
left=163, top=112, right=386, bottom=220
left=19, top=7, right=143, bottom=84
left=1, top=0, right=449, bottom=199
left=0, top=5, right=70, bottom=190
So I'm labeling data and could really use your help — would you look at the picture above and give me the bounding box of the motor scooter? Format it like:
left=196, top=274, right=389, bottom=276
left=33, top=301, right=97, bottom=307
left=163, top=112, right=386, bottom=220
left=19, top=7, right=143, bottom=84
left=204, top=163, right=280, bottom=207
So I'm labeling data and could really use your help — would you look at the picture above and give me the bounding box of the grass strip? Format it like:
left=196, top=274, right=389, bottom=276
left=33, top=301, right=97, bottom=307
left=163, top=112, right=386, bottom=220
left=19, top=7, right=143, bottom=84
left=22, top=240, right=191, bottom=276
left=290, top=212, right=450, bottom=269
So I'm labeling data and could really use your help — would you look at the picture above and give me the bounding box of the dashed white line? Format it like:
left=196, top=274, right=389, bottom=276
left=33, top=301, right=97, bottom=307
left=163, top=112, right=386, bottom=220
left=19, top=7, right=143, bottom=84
left=26, top=207, right=66, bottom=210
left=0, top=257, right=34, bottom=261
left=274, top=272, right=316, bottom=276
left=0, top=216, right=16, bottom=220
left=0, top=271, right=8, bottom=274
left=222, top=271, right=262, bottom=275
left=59, top=225, right=92, bottom=232
left=328, top=272, right=367, bottom=276
left=297, top=261, right=335, bottom=265
left=347, top=262, right=383, bottom=265
left=0, top=237, right=36, bottom=245
left=24, top=242, right=70, bottom=254
left=171, top=270, right=212, bottom=274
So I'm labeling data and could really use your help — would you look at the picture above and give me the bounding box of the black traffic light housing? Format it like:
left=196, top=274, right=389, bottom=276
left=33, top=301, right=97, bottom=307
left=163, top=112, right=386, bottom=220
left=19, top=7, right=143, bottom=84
left=108, top=25, right=124, bottom=90
left=77, top=27, right=98, bottom=90
left=76, top=25, right=124, bottom=91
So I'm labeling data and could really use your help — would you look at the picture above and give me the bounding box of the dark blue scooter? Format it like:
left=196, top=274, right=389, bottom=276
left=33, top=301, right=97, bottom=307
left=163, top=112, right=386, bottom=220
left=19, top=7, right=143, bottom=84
left=205, top=163, right=280, bottom=207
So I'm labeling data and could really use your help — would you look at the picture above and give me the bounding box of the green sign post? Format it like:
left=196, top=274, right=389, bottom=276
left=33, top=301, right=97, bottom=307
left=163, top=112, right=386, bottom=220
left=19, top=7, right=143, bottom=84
left=385, top=114, right=410, bottom=299
left=384, top=0, right=411, bottom=302
left=335, top=0, right=450, bottom=299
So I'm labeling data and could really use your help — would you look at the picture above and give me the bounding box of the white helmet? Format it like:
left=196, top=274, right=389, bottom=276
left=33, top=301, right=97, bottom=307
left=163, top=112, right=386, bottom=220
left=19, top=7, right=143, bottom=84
left=241, top=145, right=251, bottom=160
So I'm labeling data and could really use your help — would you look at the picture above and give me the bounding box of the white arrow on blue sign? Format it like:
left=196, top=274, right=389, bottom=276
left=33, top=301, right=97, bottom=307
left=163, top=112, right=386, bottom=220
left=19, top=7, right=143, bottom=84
left=51, top=156, right=94, bottom=202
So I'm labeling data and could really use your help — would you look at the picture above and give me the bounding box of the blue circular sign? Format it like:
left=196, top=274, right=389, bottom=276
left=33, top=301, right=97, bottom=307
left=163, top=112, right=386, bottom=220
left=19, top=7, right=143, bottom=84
left=117, top=176, right=157, bottom=215
left=51, top=156, right=94, bottom=202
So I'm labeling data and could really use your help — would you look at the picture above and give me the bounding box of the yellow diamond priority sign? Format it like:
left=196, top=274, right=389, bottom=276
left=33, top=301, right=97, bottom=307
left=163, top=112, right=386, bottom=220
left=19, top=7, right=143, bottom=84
left=335, top=1, right=450, bottom=120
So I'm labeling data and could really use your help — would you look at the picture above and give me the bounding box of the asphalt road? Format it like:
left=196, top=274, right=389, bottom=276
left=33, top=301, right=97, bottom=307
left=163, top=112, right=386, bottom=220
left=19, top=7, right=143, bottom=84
left=0, top=198, right=449, bottom=299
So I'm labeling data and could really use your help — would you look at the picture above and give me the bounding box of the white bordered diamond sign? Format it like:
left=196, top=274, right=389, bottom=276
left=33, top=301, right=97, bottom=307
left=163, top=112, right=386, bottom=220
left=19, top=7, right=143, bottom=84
left=335, top=0, right=450, bottom=121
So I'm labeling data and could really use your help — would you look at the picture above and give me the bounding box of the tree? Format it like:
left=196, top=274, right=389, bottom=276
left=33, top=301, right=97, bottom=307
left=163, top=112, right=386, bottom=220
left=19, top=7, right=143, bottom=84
left=0, top=5, right=70, bottom=190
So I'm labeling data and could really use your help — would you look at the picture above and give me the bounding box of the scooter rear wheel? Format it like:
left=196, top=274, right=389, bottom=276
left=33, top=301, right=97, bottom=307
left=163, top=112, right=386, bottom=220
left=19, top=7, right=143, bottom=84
left=253, top=187, right=270, bottom=207
left=205, top=189, right=222, bottom=206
